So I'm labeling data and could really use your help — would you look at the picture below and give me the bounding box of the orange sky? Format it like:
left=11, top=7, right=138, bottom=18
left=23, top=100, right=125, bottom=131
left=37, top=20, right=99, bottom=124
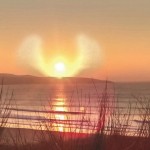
left=0, top=0, right=150, bottom=81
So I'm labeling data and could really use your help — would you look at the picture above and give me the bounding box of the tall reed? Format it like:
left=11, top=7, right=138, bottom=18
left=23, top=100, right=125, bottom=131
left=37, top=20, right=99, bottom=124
left=1, top=80, right=150, bottom=150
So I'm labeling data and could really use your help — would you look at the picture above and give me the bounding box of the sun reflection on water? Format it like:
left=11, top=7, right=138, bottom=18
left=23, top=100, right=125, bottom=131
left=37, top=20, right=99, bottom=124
left=54, top=98, right=67, bottom=132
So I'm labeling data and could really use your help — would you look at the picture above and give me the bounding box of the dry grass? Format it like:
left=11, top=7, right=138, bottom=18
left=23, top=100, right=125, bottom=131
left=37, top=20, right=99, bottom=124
left=0, top=80, right=12, bottom=144
left=0, top=80, right=150, bottom=150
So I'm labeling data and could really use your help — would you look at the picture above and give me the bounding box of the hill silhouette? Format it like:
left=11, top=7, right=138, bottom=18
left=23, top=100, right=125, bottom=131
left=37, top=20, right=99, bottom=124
left=0, top=73, right=111, bottom=85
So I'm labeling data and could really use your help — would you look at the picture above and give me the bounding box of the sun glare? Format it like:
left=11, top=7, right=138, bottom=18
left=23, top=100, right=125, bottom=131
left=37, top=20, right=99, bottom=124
left=54, top=62, right=66, bottom=77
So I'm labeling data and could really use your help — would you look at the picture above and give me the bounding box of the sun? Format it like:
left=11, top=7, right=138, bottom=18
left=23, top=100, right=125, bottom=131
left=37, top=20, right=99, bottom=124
left=54, top=62, right=65, bottom=72
left=54, top=62, right=66, bottom=77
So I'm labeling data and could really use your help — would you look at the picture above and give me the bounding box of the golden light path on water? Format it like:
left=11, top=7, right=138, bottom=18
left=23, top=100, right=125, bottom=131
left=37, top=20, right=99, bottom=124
left=41, top=83, right=99, bottom=134
left=53, top=98, right=67, bottom=132
left=49, top=84, right=89, bottom=133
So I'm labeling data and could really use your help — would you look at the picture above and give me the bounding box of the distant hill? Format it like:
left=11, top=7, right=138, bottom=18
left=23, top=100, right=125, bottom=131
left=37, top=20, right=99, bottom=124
left=0, top=73, right=110, bottom=85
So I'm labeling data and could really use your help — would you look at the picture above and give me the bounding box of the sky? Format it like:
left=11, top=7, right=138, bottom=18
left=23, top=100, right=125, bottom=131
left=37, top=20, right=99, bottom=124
left=0, top=0, right=150, bottom=81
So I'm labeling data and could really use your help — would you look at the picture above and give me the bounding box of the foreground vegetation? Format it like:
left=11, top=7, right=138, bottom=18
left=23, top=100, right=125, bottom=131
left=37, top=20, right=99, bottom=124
left=0, top=81, right=150, bottom=150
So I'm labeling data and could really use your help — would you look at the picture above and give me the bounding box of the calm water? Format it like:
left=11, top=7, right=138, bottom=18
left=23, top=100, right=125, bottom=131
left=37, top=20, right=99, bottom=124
left=0, top=81, right=150, bottom=135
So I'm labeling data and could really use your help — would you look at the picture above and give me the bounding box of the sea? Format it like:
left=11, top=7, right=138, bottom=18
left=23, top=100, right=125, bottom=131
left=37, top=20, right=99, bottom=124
left=0, top=80, right=150, bottom=136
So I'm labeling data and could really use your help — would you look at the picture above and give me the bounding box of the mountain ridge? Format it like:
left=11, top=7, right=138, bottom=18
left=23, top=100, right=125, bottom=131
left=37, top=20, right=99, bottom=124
left=0, top=73, right=111, bottom=84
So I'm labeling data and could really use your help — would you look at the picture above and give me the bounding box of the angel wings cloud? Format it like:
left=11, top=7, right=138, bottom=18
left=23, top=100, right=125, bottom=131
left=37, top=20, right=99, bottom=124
left=17, top=34, right=103, bottom=78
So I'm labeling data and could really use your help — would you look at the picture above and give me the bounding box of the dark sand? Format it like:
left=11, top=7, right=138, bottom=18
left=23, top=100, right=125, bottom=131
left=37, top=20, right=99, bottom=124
left=0, top=127, right=150, bottom=150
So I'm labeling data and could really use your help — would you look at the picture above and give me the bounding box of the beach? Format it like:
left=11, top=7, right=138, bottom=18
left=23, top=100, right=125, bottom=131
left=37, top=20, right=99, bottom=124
left=0, top=75, right=150, bottom=149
